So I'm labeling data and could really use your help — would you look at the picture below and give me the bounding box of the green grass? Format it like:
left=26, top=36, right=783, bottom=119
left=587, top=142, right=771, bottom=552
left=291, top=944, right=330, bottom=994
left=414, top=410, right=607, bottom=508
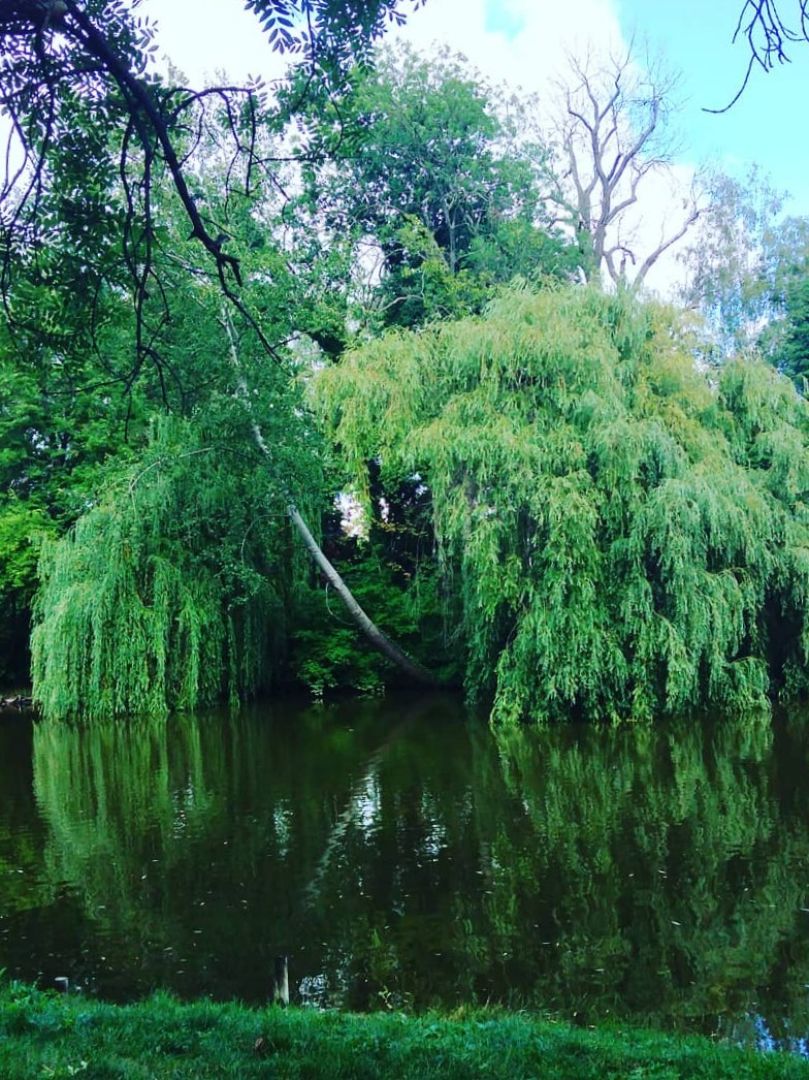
left=1, top=983, right=808, bottom=1079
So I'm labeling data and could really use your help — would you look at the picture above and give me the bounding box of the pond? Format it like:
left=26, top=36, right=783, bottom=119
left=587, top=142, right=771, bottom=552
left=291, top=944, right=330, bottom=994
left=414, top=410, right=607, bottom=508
left=2, top=693, right=809, bottom=1052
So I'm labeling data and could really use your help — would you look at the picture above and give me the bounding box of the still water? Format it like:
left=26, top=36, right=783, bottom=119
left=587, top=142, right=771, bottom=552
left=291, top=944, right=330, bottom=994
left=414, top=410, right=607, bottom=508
left=2, top=694, right=809, bottom=1050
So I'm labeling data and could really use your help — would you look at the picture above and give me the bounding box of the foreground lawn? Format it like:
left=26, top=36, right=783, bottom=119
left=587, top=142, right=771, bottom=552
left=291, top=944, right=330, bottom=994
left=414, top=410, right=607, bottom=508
left=1, top=983, right=808, bottom=1078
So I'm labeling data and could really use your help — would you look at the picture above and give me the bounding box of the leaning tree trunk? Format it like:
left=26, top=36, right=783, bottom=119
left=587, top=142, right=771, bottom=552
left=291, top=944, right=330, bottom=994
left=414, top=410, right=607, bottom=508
left=222, top=310, right=441, bottom=687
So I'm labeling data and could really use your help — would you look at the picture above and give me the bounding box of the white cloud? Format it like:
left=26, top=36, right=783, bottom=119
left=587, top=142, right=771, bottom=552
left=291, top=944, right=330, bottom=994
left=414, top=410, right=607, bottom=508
left=142, top=0, right=626, bottom=100
left=139, top=0, right=287, bottom=84
left=395, top=0, right=625, bottom=96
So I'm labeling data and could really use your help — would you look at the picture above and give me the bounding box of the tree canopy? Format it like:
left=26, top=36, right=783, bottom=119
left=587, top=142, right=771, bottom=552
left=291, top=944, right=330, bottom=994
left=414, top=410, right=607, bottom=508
left=31, top=415, right=300, bottom=720
left=6, top=1, right=809, bottom=723
left=318, top=284, right=809, bottom=723
left=0, top=0, right=423, bottom=337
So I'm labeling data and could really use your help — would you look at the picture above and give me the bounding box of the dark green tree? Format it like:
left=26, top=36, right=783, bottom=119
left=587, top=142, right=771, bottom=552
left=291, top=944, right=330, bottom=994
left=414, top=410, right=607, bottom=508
left=307, top=44, right=575, bottom=332
left=773, top=276, right=809, bottom=384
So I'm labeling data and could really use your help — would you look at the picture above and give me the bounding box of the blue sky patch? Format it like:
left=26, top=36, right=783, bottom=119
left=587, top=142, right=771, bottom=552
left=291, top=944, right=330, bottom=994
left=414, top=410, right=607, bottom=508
left=484, top=0, right=526, bottom=40
left=618, top=0, right=809, bottom=214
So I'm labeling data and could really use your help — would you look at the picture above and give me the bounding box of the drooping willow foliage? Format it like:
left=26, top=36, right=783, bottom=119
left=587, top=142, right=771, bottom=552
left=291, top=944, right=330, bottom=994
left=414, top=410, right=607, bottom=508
left=317, top=284, right=809, bottom=723
left=31, top=417, right=306, bottom=721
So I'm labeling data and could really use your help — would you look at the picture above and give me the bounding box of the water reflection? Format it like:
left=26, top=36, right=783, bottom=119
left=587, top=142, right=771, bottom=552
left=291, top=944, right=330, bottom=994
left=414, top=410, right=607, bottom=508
left=2, top=699, right=809, bottom=1048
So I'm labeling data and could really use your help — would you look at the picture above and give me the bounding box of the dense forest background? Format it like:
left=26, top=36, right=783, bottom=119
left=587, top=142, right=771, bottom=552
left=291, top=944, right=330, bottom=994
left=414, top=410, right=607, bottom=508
left=3, top=0, right=809, bottom=723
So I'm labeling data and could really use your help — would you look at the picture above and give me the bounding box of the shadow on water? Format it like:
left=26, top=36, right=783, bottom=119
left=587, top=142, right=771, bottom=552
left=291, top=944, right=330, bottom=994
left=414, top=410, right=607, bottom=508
left=3, top=697, right=809, bottom=1051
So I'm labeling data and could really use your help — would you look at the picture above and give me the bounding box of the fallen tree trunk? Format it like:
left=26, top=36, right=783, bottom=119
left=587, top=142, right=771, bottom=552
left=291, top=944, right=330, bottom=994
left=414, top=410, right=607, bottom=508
left=222, top=310, right=442, bottom=688
left=287, top=504, right=440, bottom=685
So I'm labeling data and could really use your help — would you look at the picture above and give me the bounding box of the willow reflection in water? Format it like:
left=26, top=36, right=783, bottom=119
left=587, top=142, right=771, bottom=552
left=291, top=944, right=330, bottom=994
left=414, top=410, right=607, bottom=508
left=3, top=698, right=809, bottom=1046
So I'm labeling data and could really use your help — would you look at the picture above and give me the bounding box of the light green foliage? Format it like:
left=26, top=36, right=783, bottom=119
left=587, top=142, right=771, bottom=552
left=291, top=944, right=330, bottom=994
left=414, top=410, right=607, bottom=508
left=318, top=284, right=809, bottom=722
left=30, top=418, right=300, bottom=720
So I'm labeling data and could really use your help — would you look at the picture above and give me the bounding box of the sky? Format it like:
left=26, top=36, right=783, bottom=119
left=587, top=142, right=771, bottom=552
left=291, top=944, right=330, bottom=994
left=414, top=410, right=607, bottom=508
left=616, top=0, right=809, bottom=212
left=138, top=0, right=809, bottom=289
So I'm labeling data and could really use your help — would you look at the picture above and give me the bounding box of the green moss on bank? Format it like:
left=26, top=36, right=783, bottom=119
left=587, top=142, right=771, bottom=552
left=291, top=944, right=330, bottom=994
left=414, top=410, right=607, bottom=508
left=1, top=984, right=809, bottom=1079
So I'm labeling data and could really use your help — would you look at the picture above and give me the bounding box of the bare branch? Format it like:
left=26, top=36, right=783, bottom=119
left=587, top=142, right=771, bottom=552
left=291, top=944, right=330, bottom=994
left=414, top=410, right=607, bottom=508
left=546, top=47, right=695, bottom=290
left=634, top=203, right=701, bottom=289
left=706, top=1, right=809, bottom=111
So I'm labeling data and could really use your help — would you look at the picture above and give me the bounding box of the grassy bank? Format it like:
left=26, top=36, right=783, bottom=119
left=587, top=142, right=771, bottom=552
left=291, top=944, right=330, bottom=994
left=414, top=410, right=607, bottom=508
left=2, top=985, right=809, bottom=1078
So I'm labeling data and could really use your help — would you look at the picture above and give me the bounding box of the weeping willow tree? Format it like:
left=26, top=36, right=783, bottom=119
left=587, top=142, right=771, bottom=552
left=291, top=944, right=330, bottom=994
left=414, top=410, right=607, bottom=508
left=30, top=415, right=306, bottom=721
left=317, top=284, right=809, bottom=723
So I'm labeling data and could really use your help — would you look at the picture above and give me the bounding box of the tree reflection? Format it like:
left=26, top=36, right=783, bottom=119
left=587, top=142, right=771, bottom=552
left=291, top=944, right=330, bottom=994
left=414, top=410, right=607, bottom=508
left=16, top=702, right=809, bottom=1042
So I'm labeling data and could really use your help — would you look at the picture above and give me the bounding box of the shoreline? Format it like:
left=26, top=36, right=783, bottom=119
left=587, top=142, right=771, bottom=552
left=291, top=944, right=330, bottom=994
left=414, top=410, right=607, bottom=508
left=1, top=983, right=808, bottom=1078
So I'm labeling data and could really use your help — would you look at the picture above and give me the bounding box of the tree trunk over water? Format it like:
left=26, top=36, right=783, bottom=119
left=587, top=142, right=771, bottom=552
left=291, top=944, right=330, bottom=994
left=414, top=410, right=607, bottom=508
left=287, top=506, right=441, bottom=685
left=222, top=310, right=442, bottom=688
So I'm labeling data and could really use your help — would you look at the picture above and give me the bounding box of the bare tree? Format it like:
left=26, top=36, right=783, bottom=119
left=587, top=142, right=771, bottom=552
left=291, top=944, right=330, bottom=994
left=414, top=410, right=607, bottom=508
left=547, top=49, right=700, bottom=292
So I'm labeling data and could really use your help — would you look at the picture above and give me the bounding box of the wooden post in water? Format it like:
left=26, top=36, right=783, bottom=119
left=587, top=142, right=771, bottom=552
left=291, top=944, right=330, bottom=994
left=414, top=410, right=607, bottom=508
left=272, top=955, right=289, bottom=1006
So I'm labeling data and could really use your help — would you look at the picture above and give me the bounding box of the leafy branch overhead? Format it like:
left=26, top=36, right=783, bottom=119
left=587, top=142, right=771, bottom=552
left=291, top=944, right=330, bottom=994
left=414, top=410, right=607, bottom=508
left=0, top=0, right=422, bottom=332
left=246, top=0, right=425, bottom=63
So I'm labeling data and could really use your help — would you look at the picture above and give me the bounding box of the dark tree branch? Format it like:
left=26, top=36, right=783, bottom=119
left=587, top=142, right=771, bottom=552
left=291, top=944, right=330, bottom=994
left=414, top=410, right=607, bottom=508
left=707, top=0, right=809, bottom=111
left=0, top=0, right=423, bottom=383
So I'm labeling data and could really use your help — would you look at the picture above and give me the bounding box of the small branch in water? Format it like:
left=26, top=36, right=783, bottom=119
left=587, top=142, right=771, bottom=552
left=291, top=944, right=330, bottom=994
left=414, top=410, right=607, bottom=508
left=272, top=955, right=289, bottom=1006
